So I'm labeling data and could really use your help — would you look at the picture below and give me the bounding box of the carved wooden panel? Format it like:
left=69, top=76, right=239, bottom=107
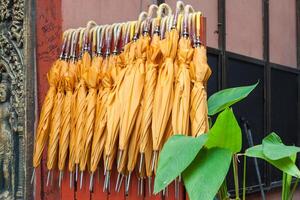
left=0, top=0, right=35, bottom=199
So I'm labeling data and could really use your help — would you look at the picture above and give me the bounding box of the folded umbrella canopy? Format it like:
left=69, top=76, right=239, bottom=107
left=58, top=30, right=79, bottom=187
left=58, top=60, right=76, bottom=183
left=46, top=58, right=68, bottom=185
left=32, top=33, right=69, bottom=182
left=172, top=8, right=194, bottom=136
left=138, top=17, right=162, bottom=173
left=103, top=23, right=133, bottom=192
left=104, top=32, right=131, bottom=194
left=118, top=15, right=146, bottom=157
left=74, top=50, right=91, bottom=179
left=105, top=23, right=133, bottom=165
left=79, top=29, right=100, bottom=188
left=152, top=21, right=180, bottom=169
left=89, top=26, right=106, bottom=181
left=126, top=105, right=143, bottom=194
left=68, top=28, right=83, bottom=187
left=125, top=31, right=150, bottom=193
left=32, top=60, right=60, bottom=168
left=190, top=13, right=211, bottom=137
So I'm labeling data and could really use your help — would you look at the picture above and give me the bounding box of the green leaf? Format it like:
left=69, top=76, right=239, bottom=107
left=154, top=134, right=208, bottom=193
left=208, top=82, right=258, bottom=115
left=206, top=108, right=242, bottom=153
left=245, top=145, right=300, bottom=178
left=262, top=132, right=300, bottom=160
left=183, top=148, right=232, bottom=200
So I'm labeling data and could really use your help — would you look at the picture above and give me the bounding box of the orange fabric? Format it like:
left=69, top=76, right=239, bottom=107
left=190, top=46, right=212, bottom=136
left=139, top=34, right=162, bottom=154
left=33, top=60, right=60, bottom=168
left=172, top=37, right=193, bottom=136
left=104, top=46, right=129, bottom=172
left=126, top=35, right=150, bottom=173
left=74, top=52, right=91, bottom=166
left=90, top=56, right=112, bottom=172
left=118, top=40, right=145, bottom=151
left=58, top=62, right=76, bottom=171
left=79, top=55, right=100, bottom=172
left=47, top=60, right=68, bottom=170
left=68, top=61, right=79, bottom=172
left=152, top=29, right=179, bottom=151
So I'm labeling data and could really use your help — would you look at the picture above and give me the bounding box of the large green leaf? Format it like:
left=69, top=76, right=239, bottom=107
left=208, top=82, right=258, bottom=116
left=183, top=148, right=232, bottom=200
left=245, top=145, right=300, bottom=178
left=206, top=108, right=242, bottom=153
left=262, top=132, right=300, bottom=160
left=154, top=134, right=208, bottom=193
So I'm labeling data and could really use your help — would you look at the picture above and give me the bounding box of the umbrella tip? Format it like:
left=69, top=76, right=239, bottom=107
left=151, top=151, right=158, bottom=172
left=69, top=172, right=73, bottom=189
left=46, top=170, right=51, bottom=187
left=89, top=173, right=94, bottom=191
left=148, top=176, right=152, bottom=196
left=125, top=172, right=132, bottom=195
left=138, top=178, right=144, bottom=196
left=31, top=168, right=35, bottom=184
left=80, top=171, right=84, bottom=189
left=75, top=165, right=79, bottom=181
left=117, top=174, right=125, bottom=192
left=117, top=150, right=123, bottom=169
left=103, top=171, right=111, bottom=193
left=138, top=153, right=144, bottom=173
left=58, top=171, right=64, bottom=188
left=115, top=172, right=121, bottom=192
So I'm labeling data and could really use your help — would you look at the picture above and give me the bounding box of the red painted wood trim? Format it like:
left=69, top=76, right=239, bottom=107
left=36, top=0, right=63, bottom=199
left=61, top=168, right=75, bottom=200
left=76, top=171, right=92, bottom=200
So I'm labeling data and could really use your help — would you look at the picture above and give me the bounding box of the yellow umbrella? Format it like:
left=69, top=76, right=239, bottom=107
left=104, top=23, right=133, bottom=170
left=104, top=24, right=130, bottom=192
left=115, top=145, right=128, bottom=192
left=73, top=23, right=96, bottom=178
left=31, top=33, right=69, bottom=183
left=125, top=21, right=150, bottom=192
left=57, top=30, right=79, bottom=188
left=79, top=27, right=100, bottom=188
left=74, top=50, right=91, bottom=179
left=190, top=12, right=212, bottom=136
left=118, top=13, right=147, bottom=164
left=152, top=6, right=181, bottom=170
left=126, top=105, right=143, bottom=194
left=138, top=6, right=162, bottom=174
left=172, top=7, right=194, bottom=136
left=89, top=26, right=106, bottom=176
left=68, top=28, right=84, bottom=188
left=46, top=58, right=68, bottom=185
left=144, top=136, right=153, bottom=196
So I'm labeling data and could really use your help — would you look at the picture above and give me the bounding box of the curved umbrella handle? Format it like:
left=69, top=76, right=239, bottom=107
left=172, top=1, right=185, bottom=29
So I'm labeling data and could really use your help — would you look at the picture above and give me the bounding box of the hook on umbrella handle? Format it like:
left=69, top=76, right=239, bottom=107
left=172, top=1, right=185, bottom=29
left=182, top=5, right=195, bottom=38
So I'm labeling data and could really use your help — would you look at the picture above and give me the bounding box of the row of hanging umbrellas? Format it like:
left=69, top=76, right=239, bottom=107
left=32, top=1, right=211, bottom=196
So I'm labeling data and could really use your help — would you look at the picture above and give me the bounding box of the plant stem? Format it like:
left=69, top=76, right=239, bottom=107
left=233, top=155, right=240, bottom=200
left=242, top=155, right=247, bottom=200
left=217, top=180, right=229, bottom=200
left=289, top=178, right=299, bottom=200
